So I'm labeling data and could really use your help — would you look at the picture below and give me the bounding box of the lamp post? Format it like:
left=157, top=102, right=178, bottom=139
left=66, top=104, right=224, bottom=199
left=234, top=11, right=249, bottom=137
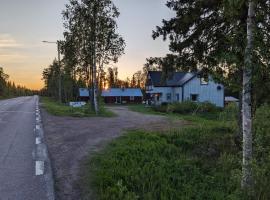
left=42, top=40, right=62, bottom=102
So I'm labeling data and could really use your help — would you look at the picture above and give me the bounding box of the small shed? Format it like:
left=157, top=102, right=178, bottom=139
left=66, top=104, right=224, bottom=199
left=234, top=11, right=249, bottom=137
left=101, top=88, right=143, bottom=104
left=79, top=88, right=91, bottom=101
left=225, top=96, right=239, bottom=106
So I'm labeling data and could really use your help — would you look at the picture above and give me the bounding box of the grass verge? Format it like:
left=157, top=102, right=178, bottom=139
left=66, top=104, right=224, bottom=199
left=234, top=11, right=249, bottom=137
left=83, top=125, right=243, bottom=200
left=41, top=97, right=115, bottom=117
left=81, top=104, right=246, bottom=199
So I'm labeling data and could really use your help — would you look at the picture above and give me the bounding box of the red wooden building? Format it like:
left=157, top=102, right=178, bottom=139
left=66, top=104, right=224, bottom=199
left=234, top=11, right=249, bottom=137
left=101, top=88, right=143, bottom=104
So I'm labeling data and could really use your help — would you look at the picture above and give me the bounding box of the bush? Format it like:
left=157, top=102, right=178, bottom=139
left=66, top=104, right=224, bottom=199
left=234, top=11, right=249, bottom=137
left=197, top=102, right=220, bottom=113
left=152, top=104, right=168, bottom=113
left=219, top=103, right=238, bottom=122
left=167, top=101, right=197, bottom=114
left=253, top=104, right=270, bottom=199
left=167, top=101, right=219, bottom=114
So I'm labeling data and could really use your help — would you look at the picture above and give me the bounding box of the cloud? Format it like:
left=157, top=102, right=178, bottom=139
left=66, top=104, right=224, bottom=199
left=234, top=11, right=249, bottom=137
left=0, top=34, right=29, bottom=63
left=0, top=34, right=23, bottom=48
left=0, top=54, right=28, bottom=63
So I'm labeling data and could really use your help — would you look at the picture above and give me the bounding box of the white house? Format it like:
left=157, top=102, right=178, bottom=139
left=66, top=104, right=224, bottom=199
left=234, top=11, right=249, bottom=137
left=146, top=71, right=224, bottom=107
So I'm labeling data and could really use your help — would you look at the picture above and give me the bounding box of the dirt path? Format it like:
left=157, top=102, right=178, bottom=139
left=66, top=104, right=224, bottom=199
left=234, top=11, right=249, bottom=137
left=42, top=106, right=185, bottom=200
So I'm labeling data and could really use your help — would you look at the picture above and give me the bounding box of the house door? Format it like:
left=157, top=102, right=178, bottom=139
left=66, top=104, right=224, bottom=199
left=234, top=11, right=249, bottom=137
left=116, top=96, right=121, bottom=104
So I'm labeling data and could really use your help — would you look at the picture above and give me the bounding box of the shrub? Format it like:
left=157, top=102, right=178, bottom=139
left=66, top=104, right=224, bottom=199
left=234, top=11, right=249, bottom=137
left=253, top=104, right=270, bottom=199
left=219, top=103, right=238, bottom=122
left=197, top=101, right=220, bottom=113
left=152, top=104, right=168, bottom=113
left=167, top=101, right=197, bottom=114
left=167, top=101, right=219, bottom=114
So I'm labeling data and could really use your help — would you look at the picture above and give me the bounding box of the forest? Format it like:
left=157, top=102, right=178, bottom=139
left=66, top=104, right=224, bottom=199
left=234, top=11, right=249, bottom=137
left=0, top=67, right=35, bottom=98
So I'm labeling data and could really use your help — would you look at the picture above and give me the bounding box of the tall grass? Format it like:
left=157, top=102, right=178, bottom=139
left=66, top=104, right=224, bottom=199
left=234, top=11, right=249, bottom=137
left=83, top=122, right=244, bottom=199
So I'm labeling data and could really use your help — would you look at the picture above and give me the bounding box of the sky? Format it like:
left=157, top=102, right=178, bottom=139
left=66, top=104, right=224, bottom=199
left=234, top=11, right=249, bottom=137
left=0, top=0, right=173, bottom=90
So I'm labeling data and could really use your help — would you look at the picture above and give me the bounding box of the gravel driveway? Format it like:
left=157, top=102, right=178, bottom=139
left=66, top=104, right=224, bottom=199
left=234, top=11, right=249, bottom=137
left=42, top=106, right=185, bottom=200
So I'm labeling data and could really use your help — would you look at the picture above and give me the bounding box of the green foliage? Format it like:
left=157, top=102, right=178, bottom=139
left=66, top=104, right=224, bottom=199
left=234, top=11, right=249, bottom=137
left=84, top=124, right=242, bottom=200
left=219, top=103, right=238, bottom=122
left=128, top=105, right=158, bottom=115
left=152, top=104, right=168, bottom=113
left=152, top=101, right=220, bottom=115
left=167, top=101, right=197, bottom=114
left=41, top=97, right=115, bottom=117
left=253, top=105, right=270, bottom=199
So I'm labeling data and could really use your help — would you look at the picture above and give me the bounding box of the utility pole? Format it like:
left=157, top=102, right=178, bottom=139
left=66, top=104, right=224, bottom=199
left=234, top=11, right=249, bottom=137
left=57, top=41, right=62, bottom=103
left=42, top=40, right=62, bottom=102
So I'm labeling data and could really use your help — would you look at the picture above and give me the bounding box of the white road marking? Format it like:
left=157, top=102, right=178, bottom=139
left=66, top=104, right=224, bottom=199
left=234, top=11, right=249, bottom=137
left=36, top=125, right=40, bottom=130
left=36, top=137, right=41, bottom=145
left=35, top=161, right=45, bottom=176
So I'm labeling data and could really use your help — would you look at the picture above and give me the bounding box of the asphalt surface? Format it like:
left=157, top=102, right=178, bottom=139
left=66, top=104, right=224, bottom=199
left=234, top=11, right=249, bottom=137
left=0, top=96, right=53, bottom=200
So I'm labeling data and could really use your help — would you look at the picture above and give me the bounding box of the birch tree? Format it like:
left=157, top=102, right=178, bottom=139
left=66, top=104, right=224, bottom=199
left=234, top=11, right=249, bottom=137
left=63, top=0, right=125, bottom=114
left=242, top=0, right=255, bottom=190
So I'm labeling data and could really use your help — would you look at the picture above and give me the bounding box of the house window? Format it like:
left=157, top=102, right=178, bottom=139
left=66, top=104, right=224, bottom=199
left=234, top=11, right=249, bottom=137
left=130, top=96, right=135, bottom=101
left=167, top=93, right=171, bottom=101
left=200, top=75, right=209, bottom=85
left=146, top=85, right=153, bottom=91
left=190, top=94, right=198, bottom=102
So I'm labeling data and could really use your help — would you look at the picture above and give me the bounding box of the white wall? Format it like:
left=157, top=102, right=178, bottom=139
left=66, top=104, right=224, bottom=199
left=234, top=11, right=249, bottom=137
left=147, top=86, right=182, bottom=103
left=183, top=77, right=224, bottom=107
left=149, top=86, right=172, bottom=103
left=172, top=87, right=182, bottom=102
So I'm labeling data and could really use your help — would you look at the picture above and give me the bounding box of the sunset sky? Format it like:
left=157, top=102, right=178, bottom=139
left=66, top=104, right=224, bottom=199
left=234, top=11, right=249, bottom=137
left=0, top=0, right=173, bottom=90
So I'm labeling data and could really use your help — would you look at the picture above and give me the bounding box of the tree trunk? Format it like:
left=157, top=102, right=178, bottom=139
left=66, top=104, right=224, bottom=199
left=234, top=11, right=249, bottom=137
left=235, top=91, right=242, bottom=150
left=92, top=4, right=99, bottom=115
left=242, top=0, right=255, bottom=191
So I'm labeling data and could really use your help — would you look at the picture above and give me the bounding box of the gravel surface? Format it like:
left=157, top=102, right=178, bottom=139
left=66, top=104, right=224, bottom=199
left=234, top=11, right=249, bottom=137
left=42, top=106, right=185, bottom=200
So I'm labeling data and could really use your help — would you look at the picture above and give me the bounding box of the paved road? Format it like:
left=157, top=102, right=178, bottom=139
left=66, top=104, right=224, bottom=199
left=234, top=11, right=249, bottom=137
left=0, top=96, right=53, bottom=200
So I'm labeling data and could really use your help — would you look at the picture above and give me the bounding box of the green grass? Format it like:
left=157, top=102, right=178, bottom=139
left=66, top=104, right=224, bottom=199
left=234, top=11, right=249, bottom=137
left=83, top=127, right=243, bottom=200
left=41, top=97, right=115, bottom=117
left=80, top=104, right=247, bottom=199
left=128, top=104, right=167, bottom=115
left=129, top=104, right=236, bottom=126
left=0, top=95, right=17, bottom=100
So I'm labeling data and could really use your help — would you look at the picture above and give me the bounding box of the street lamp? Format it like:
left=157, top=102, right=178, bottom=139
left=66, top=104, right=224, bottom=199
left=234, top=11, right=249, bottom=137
left=42, top=40, right=62, bottom=102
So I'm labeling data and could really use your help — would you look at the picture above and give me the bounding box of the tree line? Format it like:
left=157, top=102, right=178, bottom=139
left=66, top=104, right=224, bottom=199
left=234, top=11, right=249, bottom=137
left=0, top=67, right=35, bottom=98
left=42, top=62, right=146, bottom=102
